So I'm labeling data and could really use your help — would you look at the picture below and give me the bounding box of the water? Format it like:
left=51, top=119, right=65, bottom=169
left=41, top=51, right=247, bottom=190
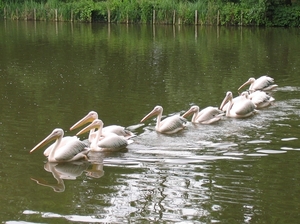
left=0, top=20, right=300, bottom=223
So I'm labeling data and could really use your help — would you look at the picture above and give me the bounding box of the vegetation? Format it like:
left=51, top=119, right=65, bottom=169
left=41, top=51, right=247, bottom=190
left=0, top=0, right=300, bottom=26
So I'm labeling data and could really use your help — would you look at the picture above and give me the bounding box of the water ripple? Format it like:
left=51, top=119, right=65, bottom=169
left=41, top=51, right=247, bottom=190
left=247, top=140, right=271, bottom=144
left=256, top=149, right=287, bottom=154
left=281, top=137, right=298, bottom=141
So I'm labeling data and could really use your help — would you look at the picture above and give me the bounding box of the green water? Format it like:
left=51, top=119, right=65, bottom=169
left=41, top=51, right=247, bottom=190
left=0, top=20, right=300, bottom=223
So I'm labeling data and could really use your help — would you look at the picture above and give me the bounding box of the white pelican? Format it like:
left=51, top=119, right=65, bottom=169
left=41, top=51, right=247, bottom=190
left=182, top=106, right=224, bottom=124
left=43, top=135, right=86, bottom=157
left=30, top=128, right=89, bottom=162
left=241, top=90, right=275, bottom=109
left=76, top=119, right=132, bottom=152
left=221, top=94, right=248, bottom=112
left=238, top=75, right=278, bottom=91
left=70, top=111, right=135, bottom=140
left=220, top=91, right=257, bottom=118
left=140, top=105, right=187, bottom=134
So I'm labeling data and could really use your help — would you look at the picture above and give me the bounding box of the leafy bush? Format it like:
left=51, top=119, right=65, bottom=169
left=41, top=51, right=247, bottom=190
left=271, top=5, right=300, bottom=26
left=73, top=0, right=94, bottom=22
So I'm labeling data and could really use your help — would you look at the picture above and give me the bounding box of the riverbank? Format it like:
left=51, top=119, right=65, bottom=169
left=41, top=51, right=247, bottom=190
left=1, top=0, right=300, bottom=26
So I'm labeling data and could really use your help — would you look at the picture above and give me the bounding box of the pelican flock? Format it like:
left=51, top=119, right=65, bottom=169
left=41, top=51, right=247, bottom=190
left=30, top=75, right=277, bottom=163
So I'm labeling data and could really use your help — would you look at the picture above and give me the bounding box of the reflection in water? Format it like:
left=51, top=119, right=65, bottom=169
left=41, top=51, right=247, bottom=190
left=31, top=161, right=92, bottom=192
left=85, top=151, right=106, bottom=178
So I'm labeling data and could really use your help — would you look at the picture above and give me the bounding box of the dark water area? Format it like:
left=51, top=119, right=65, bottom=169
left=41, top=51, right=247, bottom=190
left=0, top=20, right=300, bottom=223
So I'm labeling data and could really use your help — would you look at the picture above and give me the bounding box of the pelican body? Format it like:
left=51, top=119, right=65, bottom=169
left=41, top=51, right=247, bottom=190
left=238, top=76, right=278, bottom=91
left=182, top=106, right=224, bottom=124
left=140, top=105, right=187, bottom=134
left=220, top=91, right=257, bottom=118
left=30, top=128, right=89, bottom=162
left=76, top=119, right=131, bottom=152
left=241, top=90, right=275, bottom=109
left=221, top=94, right=247, bottom=112
left=70, top=111, right=135, bottom=140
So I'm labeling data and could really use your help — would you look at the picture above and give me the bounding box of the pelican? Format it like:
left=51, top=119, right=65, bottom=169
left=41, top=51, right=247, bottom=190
left=241, top=90, right=275, bottom=109
left=238, top=76, right=278, bottom=91
left=43, top=135, right=87, bottom=157
left=70, top=111, right=135, bottom=140
left=30, top=128, right=89, bottom=162
left=182, top=106, right=224, bottom=124
left=76, top=119, right=132, bottom=152
left=140, top=105, right=187, bottom=134
left=221, top=94, right=248, bottom=112
left=220, top=91, right=257, bottom=118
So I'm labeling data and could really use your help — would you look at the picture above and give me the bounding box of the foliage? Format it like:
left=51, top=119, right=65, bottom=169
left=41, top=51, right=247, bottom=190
left=139, top=0, right=153, bottom=23
left=270, top=5, right=300, bottom=26
left=72, top=0, right=94, bottom=22
left=93, top=1, right=108, bottom=22
left=0, top=0, right=299, bottom=26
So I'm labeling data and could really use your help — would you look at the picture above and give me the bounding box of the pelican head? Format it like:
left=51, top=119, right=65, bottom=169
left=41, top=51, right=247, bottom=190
left=240, top=91, right=250, bottom=98
left=30, top=128, right=64, bottom=154
left=238, top=78, right=255, bottom=90
left=220, top=91, right=233, bottom=110
left=70, top=111, right=98, bottom=131
left=76, top=119, right=104, bottom=136
left=182, top=105, right=199, bottom=118
left=140, top=105, right=163, bottom=123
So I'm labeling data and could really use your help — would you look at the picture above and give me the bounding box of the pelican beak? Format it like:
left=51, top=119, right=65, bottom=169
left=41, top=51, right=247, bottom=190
left=216, top=111, right=225, bottom=117
left=238, top=79, right=252, bottom=91
left=70, top=112, right=97, bottom=131
left=76, top=119, right=103, bottom=136
left=30, top=131, right=59, bottom=154
left=140, top=108, right=159, bottom=123
left=182, top=108, right=194, bottom=118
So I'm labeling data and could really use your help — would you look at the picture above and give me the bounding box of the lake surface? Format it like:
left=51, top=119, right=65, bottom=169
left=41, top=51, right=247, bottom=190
left=0, top=20, right=300, bottom=223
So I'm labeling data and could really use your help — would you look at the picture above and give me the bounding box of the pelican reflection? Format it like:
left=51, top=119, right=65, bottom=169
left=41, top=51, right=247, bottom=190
left=31, top=161, right=90, bottom=192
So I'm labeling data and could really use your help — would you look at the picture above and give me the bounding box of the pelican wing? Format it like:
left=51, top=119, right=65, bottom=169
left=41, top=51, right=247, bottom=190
left=196, top=107, right=224, bottom=124
left=251, top=91, right=267, bottom=103
left=252, top=76, right=274, bottom=90
left=248, top=76, right=278, bottom=91
left=43, top=136, right=78, bottom=157
left=54, top=139, right=89, bottom=162
left=102, top=125, right=135, bottom=139
left=97, top=134, right=129, bottom=151
left=197, top=107, right=219, bottom=119
left=232, top=100, right=256, bottom=115
left=159, top=115, right=186, bottom=134
left=221, top=95, right=246, bottom=111
left=249, top=91, right=275, bottom=108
